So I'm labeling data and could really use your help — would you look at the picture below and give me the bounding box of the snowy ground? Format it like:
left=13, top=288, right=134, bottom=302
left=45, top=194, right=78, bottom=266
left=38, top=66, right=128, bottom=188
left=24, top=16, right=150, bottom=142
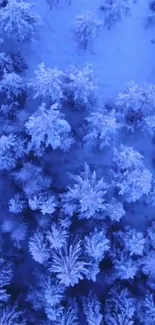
left=26, top=0, right=155, bottom=100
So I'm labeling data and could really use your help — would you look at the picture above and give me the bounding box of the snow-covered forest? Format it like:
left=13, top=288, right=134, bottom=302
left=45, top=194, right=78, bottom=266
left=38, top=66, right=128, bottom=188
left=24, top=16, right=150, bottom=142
left=1, top=0, right=155, bottom=323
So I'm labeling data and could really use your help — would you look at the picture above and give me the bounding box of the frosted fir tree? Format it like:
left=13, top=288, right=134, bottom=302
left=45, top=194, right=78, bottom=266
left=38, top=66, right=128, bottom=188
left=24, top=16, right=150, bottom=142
left=13, top=162, right=52, bottom=198
left=123, top=228, right=145, bottom=256
left=29, top=231, right=50, bottom=265
left=114, top=250, right=139, bottom=280
left=64, top=64, right=97, bottom=109
left=1, top=216, right=18, bottom=234
left=0, top=258, right=13, bottom=304
left=46, top=222, right=69, bottom=250
left=27, top=274, right=65, bottom=316
left=105, top=287, right=136, bottom=325
left=47, top=299, right=79, bottom=325
left=0, top=53, right=13, bottom=76
left=146, top=221, right=155, bottom=250
left=85, top=108, right=121, bottom=148
left=61, top=163, right=108, bottom=219
left=0, top=134, right=25, bottom=171
left=84, top=227, right=110, bottom=262
left=82, top=292, right=103, bottom=325
left=118, top=167, right=152, bottom=202
left=139, top=294, right=155, bottom=325
left=8, top=194, right=26, bottom=214
left=145, top=6, right=155, bottom=28
left=0, top=72, right=26, bottom=101
left=0, top=51, right=26, bottom=77
left=100, top=0, right=131, bottom=29
left=1, top=215, right=27, bottom=245
left=73, top=12, right=103, bottom=50
left=11, top=51, right=28, bottom=73
left=25, top=103, right=73, bottom=155
left=143, top=114, right=155, bottom=135
left=46, top=0, right=59, bottom=10
left=142, top=250, right=155, bottom=280
left=105, top=198, right=125, bottom=222
left=43, top=278, right=65, bottom=310
left=49, top=238, right=88, bottom=286
left=115, top=82, right=155, bottom=133
left=86, top=260, right=100, bottom=282
left=28, top=194, right=57, bottom=215
left=30, top=63, right=65, bottom=103
left=0, top=305, right=26, bottom=325
left=10, top=220, right=28, bottom=248
left=113, top=144, right=152, bottom=202
left=113, top=144, right=144, bottom=171
left=0, top=0, right=41, bottom=43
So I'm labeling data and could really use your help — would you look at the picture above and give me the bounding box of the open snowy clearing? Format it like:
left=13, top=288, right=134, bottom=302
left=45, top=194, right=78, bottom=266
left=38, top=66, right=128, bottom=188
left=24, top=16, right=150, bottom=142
left=26, top=0, right=155, bottom=100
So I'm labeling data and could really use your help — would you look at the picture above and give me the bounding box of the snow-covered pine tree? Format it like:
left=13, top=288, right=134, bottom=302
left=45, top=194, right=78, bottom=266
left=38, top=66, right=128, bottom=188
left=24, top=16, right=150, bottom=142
left=29, top=231, right=50, bottom=265
left=49, top=238, right=88, bottom=286
left=61, top=163, right=108, bottom=219
left=25, top=102, right=73, bottom=155
left=27, top=274, right=65, bottom=318
left=28, top=194, right=57, bottom=215
left=105, top=286, right=136, bottom=324
left=85, top=108, right=121, bottom=148
left=0, top=72, right=26, bottom=101
left=139, top=294, right=155, bottom=324
left=84, top=227, right=110, bottom=262
left=12, top=162, right=52, bottom=198
left=0, top=0, right=41, bottom=43
left=0, top=134, right=25, bottom=170
left=63, top=64, right=97, bottom=109
left=0, top=305, right=26, bottom=325
left=73, top=12, right=103, bottom=49
left=0, top=53, right=13, bottom=76
left=29, top=63, right=65, bottom=103
left=82, top=292, right=103, bottom=325
left=113, top=144, right=152, bottom=202
left=0, top=258, right=12, bottom=305
left=49, top=299, right=79, bottom=325
left=115, top=82, right=155, bottom=133
left=100, top=0, right=131, bottom=29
